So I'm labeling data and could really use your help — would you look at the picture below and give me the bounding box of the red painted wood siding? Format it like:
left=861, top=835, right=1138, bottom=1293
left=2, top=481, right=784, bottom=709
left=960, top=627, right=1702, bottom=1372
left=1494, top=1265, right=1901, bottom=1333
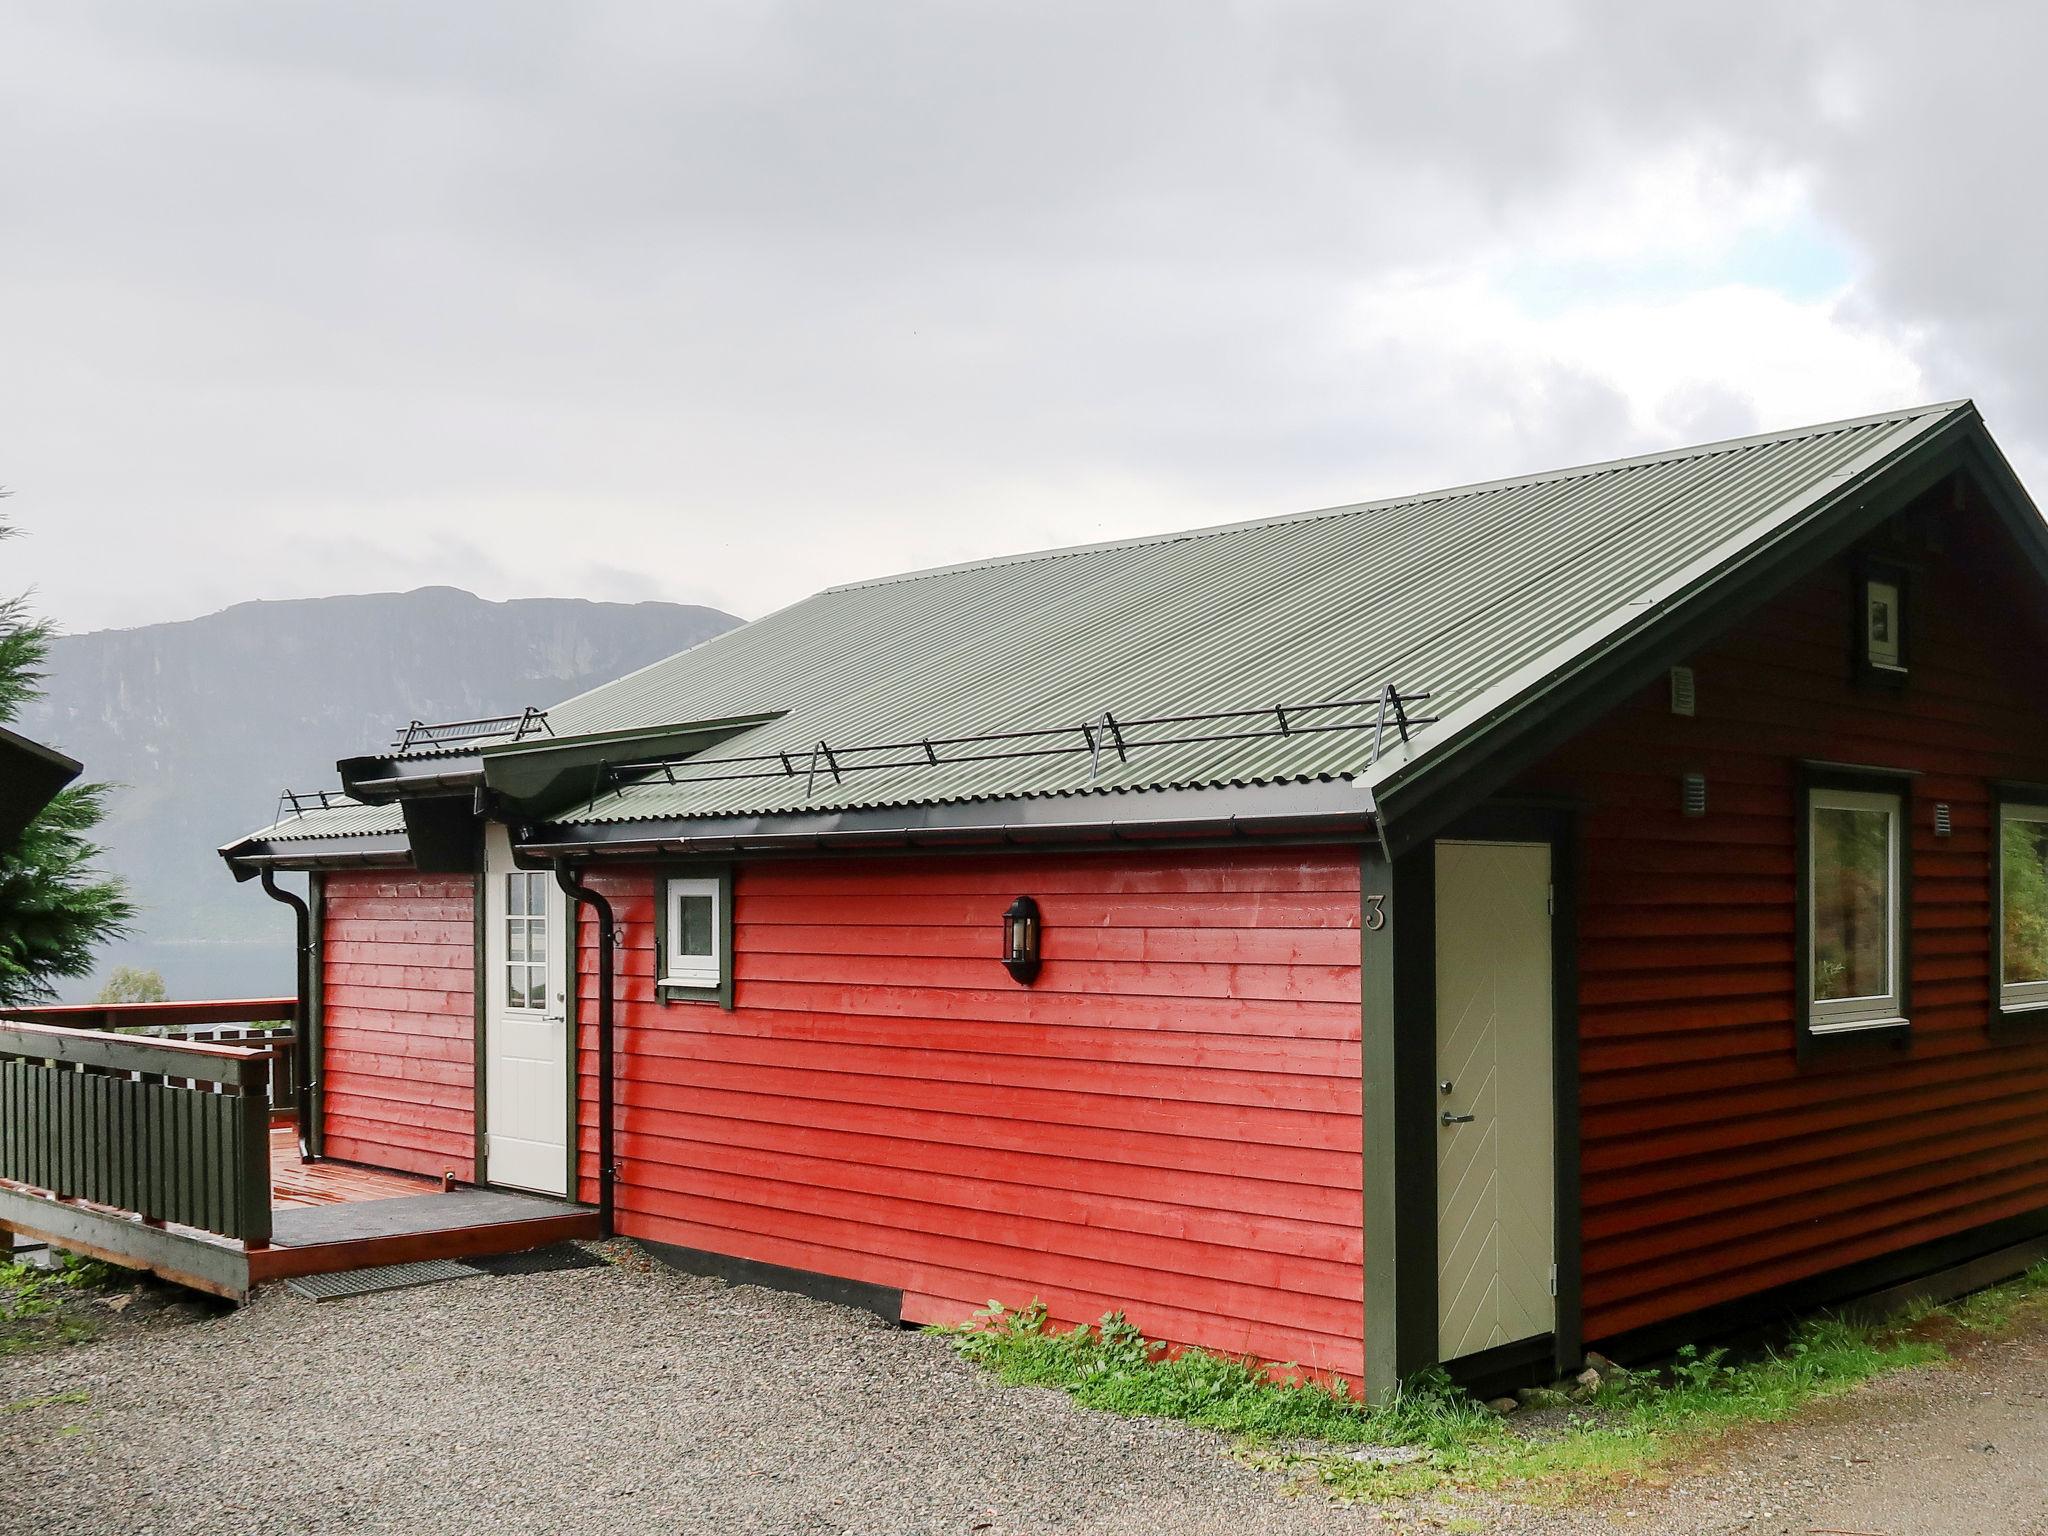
left=574, top=848, right=1364, bottom=1377
left=318, top=870, right=476, bottom=1181
left=1515, top=490, right=2048, bottom=1342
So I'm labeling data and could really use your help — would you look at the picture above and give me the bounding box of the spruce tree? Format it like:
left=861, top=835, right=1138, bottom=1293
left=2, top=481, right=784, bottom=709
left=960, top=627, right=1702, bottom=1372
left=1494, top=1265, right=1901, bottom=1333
left=0, top=517, right=131, bottom=1004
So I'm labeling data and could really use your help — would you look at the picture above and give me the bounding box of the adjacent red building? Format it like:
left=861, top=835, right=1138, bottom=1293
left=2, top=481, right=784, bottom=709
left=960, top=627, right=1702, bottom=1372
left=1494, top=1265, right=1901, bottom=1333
left=227, top=400, right=2048, bottom=1396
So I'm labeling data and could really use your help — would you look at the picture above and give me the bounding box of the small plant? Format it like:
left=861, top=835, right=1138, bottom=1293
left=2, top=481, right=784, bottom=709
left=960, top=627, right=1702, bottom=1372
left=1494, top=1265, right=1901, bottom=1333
left=0, top=1252, right=119, bottom=1354
left=938, top=1265, right=2048, bottom=1510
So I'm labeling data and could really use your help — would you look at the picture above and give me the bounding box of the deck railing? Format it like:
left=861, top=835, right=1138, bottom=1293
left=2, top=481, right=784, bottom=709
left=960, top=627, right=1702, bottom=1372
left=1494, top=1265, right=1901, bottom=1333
left=0, top=1018, right=274, bottom=1244
left=1, top=1000, right=298, bottom=1113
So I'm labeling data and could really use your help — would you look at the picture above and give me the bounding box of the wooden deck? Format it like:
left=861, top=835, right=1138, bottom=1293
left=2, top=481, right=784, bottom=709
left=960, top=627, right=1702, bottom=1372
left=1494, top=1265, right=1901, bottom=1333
left=269, top=1125, right=439, bottom=1208
left=249, top=1125, right=598, bottom=1286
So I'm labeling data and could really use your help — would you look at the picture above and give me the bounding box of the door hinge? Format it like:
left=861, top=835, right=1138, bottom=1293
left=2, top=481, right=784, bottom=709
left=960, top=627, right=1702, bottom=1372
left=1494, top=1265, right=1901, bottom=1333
left=1549, top=1264, right=1558, bottom=1297
left=1547, top=884, right=1555, bottom=916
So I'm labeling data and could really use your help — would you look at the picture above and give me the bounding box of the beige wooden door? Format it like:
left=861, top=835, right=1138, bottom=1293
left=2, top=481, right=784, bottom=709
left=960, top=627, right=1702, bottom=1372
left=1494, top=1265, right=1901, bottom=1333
left=1434, top=840, right=1555, bottom=1361
left=482, top=823, right=570, bottom=1196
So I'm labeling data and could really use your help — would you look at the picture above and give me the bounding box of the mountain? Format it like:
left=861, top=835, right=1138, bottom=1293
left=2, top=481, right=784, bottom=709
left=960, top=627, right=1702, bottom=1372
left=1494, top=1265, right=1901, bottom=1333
left=20, top=587, right=741, bottom=1001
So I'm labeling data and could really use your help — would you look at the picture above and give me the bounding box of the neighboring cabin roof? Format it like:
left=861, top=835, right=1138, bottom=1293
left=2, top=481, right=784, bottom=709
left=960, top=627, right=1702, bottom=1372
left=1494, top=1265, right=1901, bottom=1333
left=0, top=724, right=81, bottom=849
left=536, top=400, right=1989, bottom=832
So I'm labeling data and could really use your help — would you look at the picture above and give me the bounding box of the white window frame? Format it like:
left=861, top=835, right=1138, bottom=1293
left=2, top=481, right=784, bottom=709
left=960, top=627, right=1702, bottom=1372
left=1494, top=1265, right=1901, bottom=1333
left=1806, top=784, right=1906, bottom=1036
left=1997, top=801, right=2048, bottom=1015
left=662, top=875, right=723, bottom=992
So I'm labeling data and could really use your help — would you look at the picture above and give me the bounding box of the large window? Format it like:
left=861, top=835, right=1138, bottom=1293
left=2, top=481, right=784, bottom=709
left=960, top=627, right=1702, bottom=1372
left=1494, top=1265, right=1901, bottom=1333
left=1802, top=776, right=1909, bottom=1040
left=657, top=867, right=732, bottom=1005
left=1998, top=799, right=2048, bottom=1018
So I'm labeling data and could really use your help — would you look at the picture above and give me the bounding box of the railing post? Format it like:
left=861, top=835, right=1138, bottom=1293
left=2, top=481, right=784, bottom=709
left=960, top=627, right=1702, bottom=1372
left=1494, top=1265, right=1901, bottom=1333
left=234, top=1052, right=273, bottom=1247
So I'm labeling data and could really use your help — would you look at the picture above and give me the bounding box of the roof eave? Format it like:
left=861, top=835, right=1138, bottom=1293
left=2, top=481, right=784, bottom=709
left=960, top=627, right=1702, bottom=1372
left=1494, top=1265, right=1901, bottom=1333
left=516, top=778, right=1377, bottom=859
left=218, top=830, right=415, bottom=880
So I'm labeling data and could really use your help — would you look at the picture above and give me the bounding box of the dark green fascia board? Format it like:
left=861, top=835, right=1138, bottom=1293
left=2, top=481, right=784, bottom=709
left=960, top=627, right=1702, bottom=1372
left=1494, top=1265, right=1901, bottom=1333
left=0, top=724, right=81, bottom=850
left=514, top=777, right=1378, bottom=859
left=479, top=713, right=785, bottom=821
left=1368, top=405, right=1997, bottom=857
left=219, top=832, right=415, bottom=881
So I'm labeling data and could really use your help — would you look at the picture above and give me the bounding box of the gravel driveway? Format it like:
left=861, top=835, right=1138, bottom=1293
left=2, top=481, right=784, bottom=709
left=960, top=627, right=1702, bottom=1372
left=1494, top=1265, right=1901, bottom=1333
left=3, top=1242, right=2046, bottom=1535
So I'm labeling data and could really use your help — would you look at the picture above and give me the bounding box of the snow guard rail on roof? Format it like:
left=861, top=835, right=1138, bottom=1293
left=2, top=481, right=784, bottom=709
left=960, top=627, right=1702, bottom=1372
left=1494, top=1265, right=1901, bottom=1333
left=598, top=685, right=1438, bottom=800
left=390, top=706, right=553, bottom=754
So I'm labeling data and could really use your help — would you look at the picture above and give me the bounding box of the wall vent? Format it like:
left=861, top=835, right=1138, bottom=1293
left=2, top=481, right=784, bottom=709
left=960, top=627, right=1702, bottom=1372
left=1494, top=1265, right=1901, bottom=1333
left=1934, top=802, right=1953, bottom=837
left=1669, top=666, right=1696, bottom=717
left=1682, top=771, right=1707, bottom=818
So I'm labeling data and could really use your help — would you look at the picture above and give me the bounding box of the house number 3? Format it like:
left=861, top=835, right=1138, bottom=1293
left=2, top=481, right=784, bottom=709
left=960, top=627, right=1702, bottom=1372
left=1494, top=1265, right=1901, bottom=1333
left=1364, top=894, right=1387, bottom=930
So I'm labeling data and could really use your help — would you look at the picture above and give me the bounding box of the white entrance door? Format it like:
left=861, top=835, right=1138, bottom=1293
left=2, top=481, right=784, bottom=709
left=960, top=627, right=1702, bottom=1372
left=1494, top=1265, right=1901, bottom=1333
left=482, top=823, right=570, bottom=1196
left=1434, top=839, right=1555, bottom=1362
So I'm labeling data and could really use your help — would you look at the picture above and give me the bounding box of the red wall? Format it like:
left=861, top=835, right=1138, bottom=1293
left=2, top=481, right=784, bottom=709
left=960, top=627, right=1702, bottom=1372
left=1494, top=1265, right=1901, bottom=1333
left=1517, top=493, right=2048, bottom=1342
left=574, top=847, right=1364, bottom=1377
left=318, top=870, right=476, bottom=1181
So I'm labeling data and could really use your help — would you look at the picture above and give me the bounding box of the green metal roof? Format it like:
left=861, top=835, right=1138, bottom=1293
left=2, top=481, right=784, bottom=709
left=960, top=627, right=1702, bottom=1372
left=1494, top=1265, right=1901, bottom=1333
left=537, top=400, right=1977, bottom=828
left=232, top=799, right=405, bottom=846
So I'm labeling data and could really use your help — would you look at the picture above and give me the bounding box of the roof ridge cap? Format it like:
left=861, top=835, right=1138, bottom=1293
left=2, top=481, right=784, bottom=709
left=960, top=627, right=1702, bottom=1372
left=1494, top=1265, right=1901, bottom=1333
left=823, top=400, right=1971, bottom=595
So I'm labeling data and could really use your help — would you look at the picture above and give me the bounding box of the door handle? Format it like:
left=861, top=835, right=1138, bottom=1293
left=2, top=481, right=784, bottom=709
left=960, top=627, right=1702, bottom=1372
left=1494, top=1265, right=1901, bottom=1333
left=1441, top=1111, right=1475, bottom=1126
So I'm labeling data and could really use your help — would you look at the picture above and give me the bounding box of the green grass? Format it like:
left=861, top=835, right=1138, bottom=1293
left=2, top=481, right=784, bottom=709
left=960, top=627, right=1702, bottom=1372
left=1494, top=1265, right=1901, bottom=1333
left=0, top=1253, right=119, bottom=1355
left=937, top=1262, right=2048, bottom=1506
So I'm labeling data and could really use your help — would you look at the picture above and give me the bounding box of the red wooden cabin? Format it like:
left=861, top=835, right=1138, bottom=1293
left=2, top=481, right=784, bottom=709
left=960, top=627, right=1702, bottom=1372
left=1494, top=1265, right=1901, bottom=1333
left=224, top=401, right=2048, bottom=1396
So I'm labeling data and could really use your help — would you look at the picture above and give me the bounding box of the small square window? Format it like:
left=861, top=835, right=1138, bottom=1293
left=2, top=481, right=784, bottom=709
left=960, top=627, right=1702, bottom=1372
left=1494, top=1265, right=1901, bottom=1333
left=1801, top=774, right=1911, bottom=1043
left=659, top=871, right=730, bottom=1001
left=1998, top=800, right=2048, bottom=1018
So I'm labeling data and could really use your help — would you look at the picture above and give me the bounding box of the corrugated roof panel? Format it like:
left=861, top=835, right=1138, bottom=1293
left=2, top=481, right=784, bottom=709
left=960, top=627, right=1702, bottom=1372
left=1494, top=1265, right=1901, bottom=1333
left=532, top=403, right=1968, bottom=826
left=240, top=800, right=407, bottom=844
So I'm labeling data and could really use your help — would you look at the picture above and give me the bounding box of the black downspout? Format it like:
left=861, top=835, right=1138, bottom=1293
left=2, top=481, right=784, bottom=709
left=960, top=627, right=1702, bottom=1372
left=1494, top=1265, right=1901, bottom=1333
left=257, top=867, right=316, bottom=1160
left=552, top=860, right=616, bottom=1237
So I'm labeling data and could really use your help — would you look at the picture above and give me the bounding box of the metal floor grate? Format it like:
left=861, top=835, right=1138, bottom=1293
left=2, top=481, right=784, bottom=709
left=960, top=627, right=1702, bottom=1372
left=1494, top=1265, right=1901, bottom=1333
left=286, top=1259, right=481, bottom=1301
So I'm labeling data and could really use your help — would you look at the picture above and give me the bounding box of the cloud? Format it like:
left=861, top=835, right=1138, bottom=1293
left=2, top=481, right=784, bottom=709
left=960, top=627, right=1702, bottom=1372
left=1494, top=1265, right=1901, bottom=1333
left=0, top=2, right=2035, bottom=635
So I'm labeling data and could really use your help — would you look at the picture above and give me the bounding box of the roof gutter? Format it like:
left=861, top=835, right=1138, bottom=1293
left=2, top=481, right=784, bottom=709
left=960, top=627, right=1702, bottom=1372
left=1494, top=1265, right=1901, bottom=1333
left=219, top=833, right=415, bottom=879
left=548, top=859, right=615, bottom=1238
left=337, top=755, right=485, bottom=803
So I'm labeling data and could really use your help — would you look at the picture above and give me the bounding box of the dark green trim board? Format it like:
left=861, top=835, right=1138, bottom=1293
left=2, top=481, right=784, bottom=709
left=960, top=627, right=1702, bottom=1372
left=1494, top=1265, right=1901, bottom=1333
left=1360, top=841, right=1436, bottom=1401
left=653, top=862, right=736, bottom=1009
left=1989, top=780, right=2048, bottom=1039
left=1438, top=802, right=1584, bottom=1379
left=1795, top=762, right=1917, bottom=1062
left=1364, top=803, right=1582, bottom=1401
left=471, top=862, right=489, bottom=1185
left=641, top=1237, right=903, bottom=1322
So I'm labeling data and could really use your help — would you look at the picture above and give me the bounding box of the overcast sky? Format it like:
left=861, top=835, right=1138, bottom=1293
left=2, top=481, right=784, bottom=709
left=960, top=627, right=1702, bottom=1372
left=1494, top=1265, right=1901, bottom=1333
left=3, top=2, right=2043, bottom=635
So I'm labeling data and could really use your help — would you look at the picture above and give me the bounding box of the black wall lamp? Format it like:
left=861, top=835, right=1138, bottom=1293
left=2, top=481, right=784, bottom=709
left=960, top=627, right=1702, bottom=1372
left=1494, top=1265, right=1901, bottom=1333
left=1002, top=896, right=1042, bottom=984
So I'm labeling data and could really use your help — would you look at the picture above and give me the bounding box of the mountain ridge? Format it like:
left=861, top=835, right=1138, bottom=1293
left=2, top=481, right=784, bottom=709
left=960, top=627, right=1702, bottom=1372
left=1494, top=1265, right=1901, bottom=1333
left=19, top=586, right=743, bottom=999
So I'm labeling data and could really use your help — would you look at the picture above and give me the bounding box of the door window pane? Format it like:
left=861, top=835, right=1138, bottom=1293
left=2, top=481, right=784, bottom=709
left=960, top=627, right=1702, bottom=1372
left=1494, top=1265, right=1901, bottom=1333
left=1812, top=802, right=1893, bottom=1001
left=2002, top=810, right=2048, bottom=989
left=503, top=878, right=548, bottom=1011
